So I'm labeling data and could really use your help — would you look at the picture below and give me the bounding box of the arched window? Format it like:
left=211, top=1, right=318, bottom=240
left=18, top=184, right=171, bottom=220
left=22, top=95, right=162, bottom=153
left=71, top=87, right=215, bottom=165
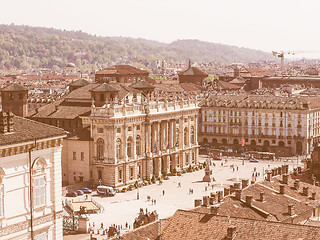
left=116, top=138, right=121, bottom=159
left=97, top=138, right=104, bottom=160
left=136, top=135, right=141, bottom=156
left=190, top=126, right=195, bottom=144
left=184, top=127, right=189, bottom=146
left=127, top=137, right=133, bottom=158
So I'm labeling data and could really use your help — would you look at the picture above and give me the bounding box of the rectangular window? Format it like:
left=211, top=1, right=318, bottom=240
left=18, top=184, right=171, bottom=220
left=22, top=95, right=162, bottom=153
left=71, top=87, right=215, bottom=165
left=118, top=169, right=122, bottom=182
left=81, top=152, right=84, bottom=161
left=73, top=152, right=76, bottom=160
left=34, top=176, right=45, bottom=207
left=97, top=128, right=104, bottom=133
left=136, top=125, right=140, bottom=131
left=130, top=167, right=134, bottom=180
left=117, top=128, right=121, bottom=133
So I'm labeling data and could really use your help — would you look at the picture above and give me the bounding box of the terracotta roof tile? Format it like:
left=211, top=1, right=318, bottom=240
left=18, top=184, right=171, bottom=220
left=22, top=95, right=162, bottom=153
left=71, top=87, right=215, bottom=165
left=0, top=114, right=66, bottom=146
left=1, top=83, right=27, bottom=92
left=96, top=65, right=149, bottom=75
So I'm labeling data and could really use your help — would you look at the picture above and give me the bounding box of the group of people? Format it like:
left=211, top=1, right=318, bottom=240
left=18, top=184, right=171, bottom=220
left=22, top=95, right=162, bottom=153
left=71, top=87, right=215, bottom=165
left=89, top=222, right=130, bottom=236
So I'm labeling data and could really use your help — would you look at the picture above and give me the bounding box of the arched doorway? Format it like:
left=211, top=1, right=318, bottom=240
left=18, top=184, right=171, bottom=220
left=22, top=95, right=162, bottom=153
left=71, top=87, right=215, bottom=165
left=203, top=138, right=208, bottom=145
left=278, top=141, right=285, bottom=147
left=250, top=140, right=256, bottom=146
left=296, top=141, right=302, bottom=155
left=222, top=138, right=227, bottom=145
left=233, top=139, right=239, bottom=145
left=262, top=140, right=270, bottom=152
left=212, top=138, right=218, bottom=146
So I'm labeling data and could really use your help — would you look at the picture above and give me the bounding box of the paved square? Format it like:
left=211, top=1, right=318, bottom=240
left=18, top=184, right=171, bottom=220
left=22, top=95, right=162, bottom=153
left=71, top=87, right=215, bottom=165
left=64, top=155, right=302, bottom=234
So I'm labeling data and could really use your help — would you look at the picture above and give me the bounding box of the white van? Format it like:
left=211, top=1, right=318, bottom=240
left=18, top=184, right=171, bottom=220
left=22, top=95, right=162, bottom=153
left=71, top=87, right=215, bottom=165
left=97, top=185, right=116, bottom=196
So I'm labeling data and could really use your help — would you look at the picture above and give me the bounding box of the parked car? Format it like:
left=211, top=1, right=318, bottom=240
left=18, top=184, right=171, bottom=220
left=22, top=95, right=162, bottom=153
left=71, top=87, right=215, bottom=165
left=97, top=185, right=116, bottom=196
left=213, top=156, right=222, bottom=160
left=82, top=187, right=92, bottom=194
left=249, top=158, right=259, bottom=163
left=65, top=192, right=77, bottom=197
left=76, top=190, right=84, bottom=196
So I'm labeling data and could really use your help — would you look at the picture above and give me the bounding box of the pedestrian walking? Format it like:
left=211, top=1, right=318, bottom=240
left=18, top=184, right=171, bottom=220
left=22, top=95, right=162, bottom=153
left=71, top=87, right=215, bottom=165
left=163, top=190, right=165, bottom=195
left=178, top=182, right=181, bottom=187
left=237, top=166, right=239, bottom=171
left=154, top=199, right=156, bottom=205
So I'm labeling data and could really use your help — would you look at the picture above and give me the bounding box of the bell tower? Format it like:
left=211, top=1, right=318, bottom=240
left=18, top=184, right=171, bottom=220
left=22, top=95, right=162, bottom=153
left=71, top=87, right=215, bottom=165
left=1, top=83, right=28, bottom=117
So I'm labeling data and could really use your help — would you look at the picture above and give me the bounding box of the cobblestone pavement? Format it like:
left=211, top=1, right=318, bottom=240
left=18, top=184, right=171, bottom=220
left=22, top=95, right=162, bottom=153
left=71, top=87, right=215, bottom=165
left=63, top=155, right=303, bottom=238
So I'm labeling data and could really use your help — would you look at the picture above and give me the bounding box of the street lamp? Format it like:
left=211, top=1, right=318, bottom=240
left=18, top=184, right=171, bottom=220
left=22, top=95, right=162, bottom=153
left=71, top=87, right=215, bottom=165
left=28, top=141, right=37, bottom=240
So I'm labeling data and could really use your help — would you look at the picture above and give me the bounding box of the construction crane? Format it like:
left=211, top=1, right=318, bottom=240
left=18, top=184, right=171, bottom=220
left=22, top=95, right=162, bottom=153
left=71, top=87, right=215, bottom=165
left=272, top=51, right=295, bottom=75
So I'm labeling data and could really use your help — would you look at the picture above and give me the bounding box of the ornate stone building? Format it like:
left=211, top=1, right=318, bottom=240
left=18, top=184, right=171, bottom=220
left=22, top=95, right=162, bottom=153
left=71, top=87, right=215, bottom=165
left=0, top=111, right=66, bottom=240
left=26, top=76, right=199, bottom=187
left=199, top=94, right=320, bottom=156
left=95, top=65, right=149, bottom=84
left=82, top=91, right=199, bottom=187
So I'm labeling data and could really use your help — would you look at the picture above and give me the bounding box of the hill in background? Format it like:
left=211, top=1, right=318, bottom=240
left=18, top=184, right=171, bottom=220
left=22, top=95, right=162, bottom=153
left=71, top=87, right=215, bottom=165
left=0, top=24, right=273, bottom=72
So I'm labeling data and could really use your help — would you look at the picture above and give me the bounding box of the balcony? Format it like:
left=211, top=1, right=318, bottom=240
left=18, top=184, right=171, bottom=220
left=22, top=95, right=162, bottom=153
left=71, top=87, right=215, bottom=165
left=92, top=157, right=115, bottom=164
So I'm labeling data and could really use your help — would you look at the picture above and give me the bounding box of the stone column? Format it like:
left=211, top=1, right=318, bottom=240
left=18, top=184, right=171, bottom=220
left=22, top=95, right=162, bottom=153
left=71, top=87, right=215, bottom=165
left=133, top=124, right=136, bottom=158
left=123, top=124, right=127, bottom=160
left=195, top=115, right=198, bottom=144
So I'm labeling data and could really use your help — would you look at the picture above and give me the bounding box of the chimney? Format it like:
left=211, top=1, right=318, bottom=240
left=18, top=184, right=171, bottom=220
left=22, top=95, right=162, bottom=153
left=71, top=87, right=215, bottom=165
left=210, top=192, right=217, bottom=200
left=226, top=226, right=237, bottom=239
left=234, top=182, right=241, bottom=190
left=282, top=174, right=289, bottom=184
left=194, top=199, right=202, bottom=207
left=235, top=189, right=242, bottom=200
left=312, top=192, right=316, bottom=200
left=217, top=191, right=223, bottom=203
left=210, top=205, right=219, bottom=215
left=203, top=196, right=209, bottom=207
left=209, top=197, right=215, bottom=205
left=279, top=184, right=285, bottom=194
left=242, top=179, right=249, bottom=189
left=260, top=192, right=265, bottom=202
left=266, top=170, right=272, bottom=181
left=7, top=111, right=14, bottom=132
left=297, top=166, right=302, bottom=174
left=303, top=187, right=309, bottom=196
left=246, top=195, right=253, bottom=206
left=224, top=187, right=230, bottom=197
left=0, top=111, right=8, bottom=134
left=288, top=204, right=295, bottom=216
left=294, top=179, right=300, bottom=190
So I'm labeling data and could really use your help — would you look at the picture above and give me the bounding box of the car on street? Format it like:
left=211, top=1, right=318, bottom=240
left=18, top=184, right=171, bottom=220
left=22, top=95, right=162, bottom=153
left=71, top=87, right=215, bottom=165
left=82, top=187, right=92, bottom=194
left=249, top=158, right=259, bottom=163
left=76, top=190, right=84, bottom=196
left=213, top=156, right=222, bottom=160
left=97, top=185, right=116, bottom=197
left=65, top=192, right=77, bottom=197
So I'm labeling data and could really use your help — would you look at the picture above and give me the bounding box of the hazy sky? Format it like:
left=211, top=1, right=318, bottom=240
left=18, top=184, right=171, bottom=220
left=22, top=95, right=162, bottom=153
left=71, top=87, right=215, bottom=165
left=1, top=0, right=320, bottom=57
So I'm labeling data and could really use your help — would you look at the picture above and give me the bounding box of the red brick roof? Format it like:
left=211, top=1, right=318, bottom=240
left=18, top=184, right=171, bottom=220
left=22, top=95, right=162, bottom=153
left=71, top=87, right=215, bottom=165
left=179, top=66, right=208, bottom=77
left=1, top=83, right=27, bottom=92
left=96, top=65, right=149, bottom=75
left=157, top=210, right=320, bottom=240
left=0, top=114, right=66, bottom=146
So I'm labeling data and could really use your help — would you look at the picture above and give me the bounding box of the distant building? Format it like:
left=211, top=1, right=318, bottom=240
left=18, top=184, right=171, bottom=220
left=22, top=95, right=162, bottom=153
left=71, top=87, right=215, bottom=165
left=178, top=61, right=208, bottom=86
left=0, top=111, right=66, bottom=240
left=199, top=94, right=320, bottom=156
left=95, top=65, right=149, bottom=84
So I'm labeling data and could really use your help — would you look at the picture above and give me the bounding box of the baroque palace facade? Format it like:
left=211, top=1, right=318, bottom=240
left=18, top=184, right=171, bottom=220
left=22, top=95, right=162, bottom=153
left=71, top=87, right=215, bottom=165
left=21, top=65, right=200, bottom=187
left=83, top=91, right=199, bottom=188
left=199, top=94, right=320, bottom=156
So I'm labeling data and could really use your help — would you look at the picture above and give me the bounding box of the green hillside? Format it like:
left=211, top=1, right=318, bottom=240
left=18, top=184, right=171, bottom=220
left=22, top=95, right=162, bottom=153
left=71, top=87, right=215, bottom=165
left=0, top=24, right=273, bottom=72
